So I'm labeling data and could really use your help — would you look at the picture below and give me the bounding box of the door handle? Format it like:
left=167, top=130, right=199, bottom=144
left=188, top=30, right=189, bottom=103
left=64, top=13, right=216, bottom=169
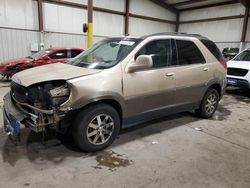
left=166, top=72, right=175, bottom=77
left=203, top=68, right=209, bottom=71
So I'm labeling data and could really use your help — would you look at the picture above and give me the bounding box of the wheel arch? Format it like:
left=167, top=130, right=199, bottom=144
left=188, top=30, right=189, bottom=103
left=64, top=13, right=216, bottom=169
left=209, top=83, right=222, bottom=97
left=79, top=98, right=123, bottom=121
left=60, top=97, right=124, bottom=133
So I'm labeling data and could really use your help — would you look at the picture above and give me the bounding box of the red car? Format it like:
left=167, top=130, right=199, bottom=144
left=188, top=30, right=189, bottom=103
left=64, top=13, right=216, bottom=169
left=0, top=47, right=83, bottom=79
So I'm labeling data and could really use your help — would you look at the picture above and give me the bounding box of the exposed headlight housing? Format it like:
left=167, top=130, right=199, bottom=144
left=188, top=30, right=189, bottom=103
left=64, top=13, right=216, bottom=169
left=49, top=83, right=70, bottom=107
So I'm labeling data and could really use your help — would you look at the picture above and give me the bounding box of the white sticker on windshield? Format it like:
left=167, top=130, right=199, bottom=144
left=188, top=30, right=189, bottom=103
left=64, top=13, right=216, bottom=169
left=118, top=41, right=135, bottom=46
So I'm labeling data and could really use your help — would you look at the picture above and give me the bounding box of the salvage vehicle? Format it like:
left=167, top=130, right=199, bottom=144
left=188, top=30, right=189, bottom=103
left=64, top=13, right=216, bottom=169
left=227, top=48, right=250, bottom=89
left=3, top=33, right=227, bottom=152
left=0, top=48, right=83, bottom=79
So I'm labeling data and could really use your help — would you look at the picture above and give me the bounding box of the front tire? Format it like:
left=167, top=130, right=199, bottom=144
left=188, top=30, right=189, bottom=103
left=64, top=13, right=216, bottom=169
left=72, top=104, right=120, bottom=152
left=195, top=88, right=219, bottom=118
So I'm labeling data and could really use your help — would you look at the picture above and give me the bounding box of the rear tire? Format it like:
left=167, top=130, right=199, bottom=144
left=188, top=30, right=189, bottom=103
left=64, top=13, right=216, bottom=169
left=72, top=104, right=120, bottom=152
left=195, top=88, right=219, bottom=118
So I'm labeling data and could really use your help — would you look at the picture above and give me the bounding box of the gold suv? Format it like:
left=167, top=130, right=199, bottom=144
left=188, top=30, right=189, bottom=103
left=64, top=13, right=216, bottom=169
left=3, top=33, right=227, bottom=151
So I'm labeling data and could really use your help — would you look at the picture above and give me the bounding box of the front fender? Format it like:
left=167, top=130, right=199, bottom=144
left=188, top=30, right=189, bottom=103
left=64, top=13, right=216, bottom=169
left=69, top=92, right=125, bottom=112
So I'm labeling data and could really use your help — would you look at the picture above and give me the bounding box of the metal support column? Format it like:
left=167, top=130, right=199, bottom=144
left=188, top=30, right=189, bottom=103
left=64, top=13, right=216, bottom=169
left=38, top=0, right=44, bottom=50
left=240, top=7, right=249, bottom=51
left=125, top=0, right=130, bottom=35
left=175, top=12, right=180, bottom=32
left=87, top=0, right=93, bottom=48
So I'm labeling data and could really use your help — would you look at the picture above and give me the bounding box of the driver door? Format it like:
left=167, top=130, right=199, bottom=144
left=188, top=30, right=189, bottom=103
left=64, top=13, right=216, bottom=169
left=123, top=39, right=176, bottom=120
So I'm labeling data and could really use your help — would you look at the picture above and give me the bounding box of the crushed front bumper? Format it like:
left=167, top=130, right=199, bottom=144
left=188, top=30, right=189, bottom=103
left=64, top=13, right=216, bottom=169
left=3, top=92, right=26, bottom=141
left=3, top=92, right=68, bottom=138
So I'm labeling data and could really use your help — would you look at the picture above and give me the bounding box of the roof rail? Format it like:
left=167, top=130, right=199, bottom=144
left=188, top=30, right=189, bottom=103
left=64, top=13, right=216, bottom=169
left=142, top=32, right=208, bottom=39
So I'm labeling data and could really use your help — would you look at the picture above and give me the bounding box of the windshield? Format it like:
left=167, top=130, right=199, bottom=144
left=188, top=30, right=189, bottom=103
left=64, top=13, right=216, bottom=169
left=28, top=49, right=51, bottom=59
left=233, top=50, right=250, bottom=61
left=67, top=38, right=141, bottom=69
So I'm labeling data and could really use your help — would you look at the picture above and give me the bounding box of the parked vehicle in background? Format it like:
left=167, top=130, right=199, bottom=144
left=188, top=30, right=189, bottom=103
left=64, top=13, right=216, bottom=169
left=222, top=47, right=239, bottom=60
left=0, top=48, right=83, bottom=79
left=227, top=48, right=250, bottom=89
left=3, top=33, right=226, bottom=152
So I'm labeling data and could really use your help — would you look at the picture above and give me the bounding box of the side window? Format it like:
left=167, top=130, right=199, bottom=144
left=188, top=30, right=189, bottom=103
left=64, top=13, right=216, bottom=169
left=50, top=50, right=68, bottom=59
left=200, top=39, right=223, bottom=61
left=176, top=40, right=205, bottom=65
left=70, top=50, right=82, bottom=58
left=135, top=40, right=171, bottom=68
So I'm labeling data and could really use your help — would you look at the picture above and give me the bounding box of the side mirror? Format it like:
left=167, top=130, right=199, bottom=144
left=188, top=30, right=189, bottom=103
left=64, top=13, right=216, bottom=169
left=127, top=55, right=153, bottom=73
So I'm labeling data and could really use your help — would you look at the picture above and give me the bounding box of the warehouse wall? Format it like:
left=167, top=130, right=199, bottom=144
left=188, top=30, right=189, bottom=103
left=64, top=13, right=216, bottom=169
left=129, top=0, right=175, bottom=36
left=179, top=3, right=250, bottom=50
left=0, top=0, right=39, bottom=61
left=43, top=0, right=125, bottom=48
left=0, top=0, right=176, bottom=62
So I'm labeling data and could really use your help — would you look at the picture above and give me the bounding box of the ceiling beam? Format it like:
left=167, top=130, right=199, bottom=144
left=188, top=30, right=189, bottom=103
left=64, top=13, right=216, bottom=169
left=239, top=0, right=250, bottom=7
left=129, top=13, right=176, bottom=24
left=41, top=0, right=125, bottom=16
left=179, top=0, right=239, bottom=11
left=150, top=0, right=178, bottom=14
left=170, top=0, right=208, bottom=7
left=180, top=14, right=247, bottom=24
left=37, top=0, right=44, bottom=32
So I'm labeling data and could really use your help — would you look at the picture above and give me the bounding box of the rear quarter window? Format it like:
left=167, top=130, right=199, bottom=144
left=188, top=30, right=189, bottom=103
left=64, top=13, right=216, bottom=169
left=176, top=40, right=206, bottom=65
left=200, top=39, right=223, bottom=61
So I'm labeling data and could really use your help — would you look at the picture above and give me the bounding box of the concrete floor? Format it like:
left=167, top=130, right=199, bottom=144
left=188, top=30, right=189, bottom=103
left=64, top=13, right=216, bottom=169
left=0, top=79, right=250, bottom=188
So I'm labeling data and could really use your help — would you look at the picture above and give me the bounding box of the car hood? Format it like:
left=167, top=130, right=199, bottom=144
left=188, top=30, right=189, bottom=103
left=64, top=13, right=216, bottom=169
left=12, top=63, right=102, bottom=87
left=0, top=58, right=33, bottom=67
left=227, top=60, right=250, bottom=70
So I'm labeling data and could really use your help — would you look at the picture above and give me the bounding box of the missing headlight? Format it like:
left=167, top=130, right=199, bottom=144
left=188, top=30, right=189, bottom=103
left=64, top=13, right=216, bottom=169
left=49, top=84, right=70, bottom=107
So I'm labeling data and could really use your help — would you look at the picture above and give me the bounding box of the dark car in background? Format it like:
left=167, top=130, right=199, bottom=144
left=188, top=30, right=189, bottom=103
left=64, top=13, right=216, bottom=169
left=222, top=48, right=239, bottom=60
left=0, top=47, right=83, bottom=79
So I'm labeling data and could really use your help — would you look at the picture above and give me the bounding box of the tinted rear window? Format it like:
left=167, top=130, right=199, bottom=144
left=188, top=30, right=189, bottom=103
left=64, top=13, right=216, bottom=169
left=176, top=40, right=206, bottom=65
left=200, top=39, right=223, bottom=61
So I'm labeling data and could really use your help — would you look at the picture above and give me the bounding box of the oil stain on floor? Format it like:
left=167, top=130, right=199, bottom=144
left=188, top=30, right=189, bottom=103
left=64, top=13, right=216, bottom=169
left=94, top=150, right=133, bottom=171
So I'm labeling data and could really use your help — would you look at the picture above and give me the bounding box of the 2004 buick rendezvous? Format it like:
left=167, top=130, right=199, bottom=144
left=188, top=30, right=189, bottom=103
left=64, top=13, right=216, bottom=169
left=3, top=33, right=227, bottom=151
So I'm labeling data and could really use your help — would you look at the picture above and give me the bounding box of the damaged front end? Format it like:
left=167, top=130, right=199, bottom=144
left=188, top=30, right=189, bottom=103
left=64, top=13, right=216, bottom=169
left=3, top=80, right=71, bottom=141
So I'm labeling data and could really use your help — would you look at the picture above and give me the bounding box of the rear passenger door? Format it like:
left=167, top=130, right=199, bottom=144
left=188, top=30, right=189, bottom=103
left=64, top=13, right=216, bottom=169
left=173, top=39, right=212, bottom=109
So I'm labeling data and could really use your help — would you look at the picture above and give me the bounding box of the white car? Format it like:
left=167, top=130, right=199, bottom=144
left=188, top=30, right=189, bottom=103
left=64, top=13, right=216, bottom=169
left=227, top=49, right=250, bottom=89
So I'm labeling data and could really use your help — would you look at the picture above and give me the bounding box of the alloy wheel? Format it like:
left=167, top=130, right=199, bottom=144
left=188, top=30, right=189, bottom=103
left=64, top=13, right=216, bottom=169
left=205, top=93, right=217, bottom=114
left=86, top=114, right=114, bottom=145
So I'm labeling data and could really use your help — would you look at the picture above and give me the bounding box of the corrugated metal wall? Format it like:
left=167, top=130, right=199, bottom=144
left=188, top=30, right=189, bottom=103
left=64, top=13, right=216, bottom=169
left=179, top=3, right=249, bottom=50
left=1, top=0, right=248, bottom=62
left=0, top=28, right=39, bottom=61
left=129, top=0, right=176, bottom=35
left=0, top=0, right=175, bottom=62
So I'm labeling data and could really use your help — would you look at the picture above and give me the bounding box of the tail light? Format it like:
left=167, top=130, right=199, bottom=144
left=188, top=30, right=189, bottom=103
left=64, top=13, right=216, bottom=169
left=220, top=59, right=227, bottom=69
